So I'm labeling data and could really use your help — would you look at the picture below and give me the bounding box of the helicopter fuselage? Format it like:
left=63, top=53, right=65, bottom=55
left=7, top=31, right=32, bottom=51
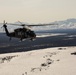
left=3, top=25, right=36, bottom=41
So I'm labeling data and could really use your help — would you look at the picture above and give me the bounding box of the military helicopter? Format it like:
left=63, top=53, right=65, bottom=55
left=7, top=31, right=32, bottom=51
left=2, top=20, right=55, bottom=41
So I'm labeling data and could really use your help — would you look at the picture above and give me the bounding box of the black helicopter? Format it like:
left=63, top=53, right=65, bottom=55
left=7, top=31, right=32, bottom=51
left=2, top=20, right=55, bottom=41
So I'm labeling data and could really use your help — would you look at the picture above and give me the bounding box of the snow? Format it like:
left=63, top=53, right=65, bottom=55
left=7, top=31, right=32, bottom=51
left=0, top=46, right=76, bottom=75
left=37, top=33, right=67, bottom=38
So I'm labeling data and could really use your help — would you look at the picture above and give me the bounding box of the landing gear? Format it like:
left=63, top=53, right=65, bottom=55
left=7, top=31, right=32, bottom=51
left=30, top=38, right=35, bottom=41
left=30, top=38, right=33, bottom=41
left=20, top=38, right=23, bottom=41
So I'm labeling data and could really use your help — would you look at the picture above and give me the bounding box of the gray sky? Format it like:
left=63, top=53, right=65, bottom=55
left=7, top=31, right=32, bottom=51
left=0, top=0, right=76, bottom=23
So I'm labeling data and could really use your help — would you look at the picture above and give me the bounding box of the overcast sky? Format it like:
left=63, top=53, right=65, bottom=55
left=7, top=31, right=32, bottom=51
left=0, top=0, right=76, bottom=23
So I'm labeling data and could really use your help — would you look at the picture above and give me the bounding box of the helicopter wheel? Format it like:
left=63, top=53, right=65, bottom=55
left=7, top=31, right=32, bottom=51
left=30, top=38, right=34, bottom=41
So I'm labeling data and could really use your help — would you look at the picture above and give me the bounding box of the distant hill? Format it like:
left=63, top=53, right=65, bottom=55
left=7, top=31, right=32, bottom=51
left=53, top=18, right=76, bottom=25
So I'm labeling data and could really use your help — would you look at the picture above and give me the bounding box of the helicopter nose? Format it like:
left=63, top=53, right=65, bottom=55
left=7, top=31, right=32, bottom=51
left=34, top=33, right=36, bottom=37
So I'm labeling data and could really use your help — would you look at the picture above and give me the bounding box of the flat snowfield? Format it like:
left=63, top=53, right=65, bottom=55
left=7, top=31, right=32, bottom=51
left=0, top=46, right=76, bottom=75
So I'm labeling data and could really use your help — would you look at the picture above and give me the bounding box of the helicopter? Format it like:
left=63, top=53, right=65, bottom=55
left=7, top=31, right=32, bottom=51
left=2, top=20, right=55, bottom=41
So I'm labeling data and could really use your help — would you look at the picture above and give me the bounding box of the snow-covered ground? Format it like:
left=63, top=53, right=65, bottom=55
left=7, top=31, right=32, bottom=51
left=0, top=46, right=76, bottom=75
left=37, top=33, right=67, bottom=38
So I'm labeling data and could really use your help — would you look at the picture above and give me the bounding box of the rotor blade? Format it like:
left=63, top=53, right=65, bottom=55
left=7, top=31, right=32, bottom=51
left=5, top=23, right=58, bottom=27
left=3, top=20, right=7, bottom=25
left=8, top=23, right=27, bottom=27
left=8, top=23, right=21, bottom=25
left=4, top=20, right=5, bottom=24
left=26, top=23, right=57, bottom=27
left=1, top=26, right=5, bottom=31
left=18, top=21, right=23, bottom=24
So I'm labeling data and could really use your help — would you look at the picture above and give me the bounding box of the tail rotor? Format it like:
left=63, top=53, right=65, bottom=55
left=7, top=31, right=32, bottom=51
left=1, top=20, right=7, bottom=31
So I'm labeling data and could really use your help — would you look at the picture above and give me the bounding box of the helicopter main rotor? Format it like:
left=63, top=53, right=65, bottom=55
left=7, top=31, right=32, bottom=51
left=1, top=20, right=58, bottom=29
